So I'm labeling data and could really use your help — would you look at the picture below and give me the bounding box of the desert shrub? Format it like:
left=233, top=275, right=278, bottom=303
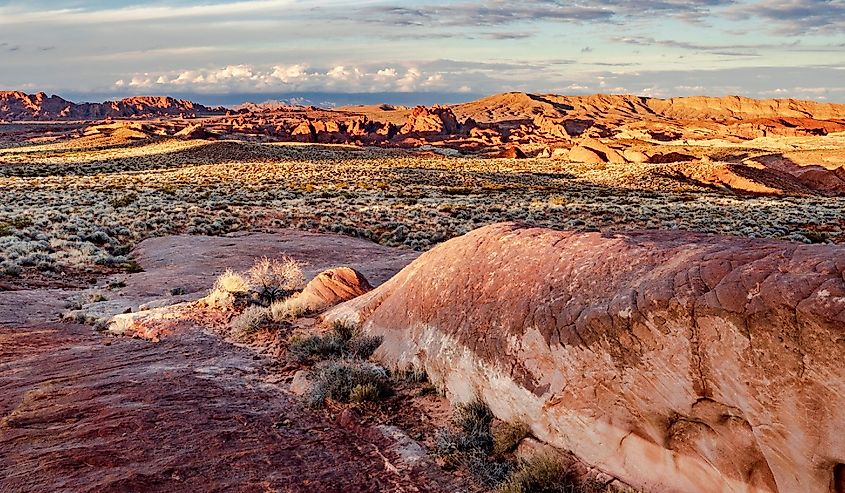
left=434, top=399, right=519, bottom=487
left=346, top=334, right=384, bottom=360
left=230, top=305, right=271, bottom=340
left=454, top=399, right=495, bottom=453
left=498, top=454, right=587, bottom=493
left=110, top=192, right=138, bottom=208
left=349, top=383, right=380, bottom=403
left=122, top=260, right=144, bottom=273
left=0, top=260, right=21, bottom=276
left=207, top=269, right=251, bottom=309
left=803, top=230, right=829, bottom=244
left=329, top=319, right=357, bottom=341
left=270, top=294, right=315, bottom=321
left=287, top=321, right=383, bottom=363
left=87, top=292, right=107, bottom=303
left=288, top=332, right=346, bottom=362
left=247, top=256, right=304, bottom=304
left=494, top=421, right=532, bottom=455
left=306, top=360, right=392, bottom=407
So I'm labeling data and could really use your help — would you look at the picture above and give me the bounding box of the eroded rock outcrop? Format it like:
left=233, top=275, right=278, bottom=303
left=328, top=222, right=845, bottom=493
left=400, top=105, right=462, bottom=135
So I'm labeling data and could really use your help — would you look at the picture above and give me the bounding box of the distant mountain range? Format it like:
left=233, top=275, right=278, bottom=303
left=0, top=91, right=225, bottom=121
left=3, top=90, right=845, bottom=125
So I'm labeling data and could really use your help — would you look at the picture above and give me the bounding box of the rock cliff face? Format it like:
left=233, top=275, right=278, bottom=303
left=328, top=222, right=845, bottom=493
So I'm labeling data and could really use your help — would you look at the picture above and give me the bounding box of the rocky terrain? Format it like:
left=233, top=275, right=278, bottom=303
left=2, top=90, right=845, bottom=492
left=0, top=231, right=459, bottom=492
left=1, top=137, right=843, bottom=288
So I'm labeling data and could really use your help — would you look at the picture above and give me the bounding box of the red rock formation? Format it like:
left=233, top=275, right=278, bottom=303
left=174, top=124, right=216, bottom=140
left=0, top=91, right=224, bottom=121
left=329, top=222, right=845, bottom=493
left=400, top=105, right=461, bottom=135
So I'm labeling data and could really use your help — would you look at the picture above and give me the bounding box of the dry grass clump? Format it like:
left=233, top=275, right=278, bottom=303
left=214, top=269, right=251, bottom=293
left=207, top=257, right=304, bottom=311
left=497, top=455, right=592, bottom=493
left=494, top=421, right=532, bottom=455
left=229, top=305, right=271, bottom=341
left=247, top=256, right=305, bottom=304
left=435, top=400, right=603, bottom=491
left=435, top=399, right=513, bottom=487
left=270, top=294, right=314, bottom=320
left=206, top=269, right=251, bottom=309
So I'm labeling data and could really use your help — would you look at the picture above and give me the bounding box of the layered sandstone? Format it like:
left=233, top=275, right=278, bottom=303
left=328, top=222, right=845, bottom=493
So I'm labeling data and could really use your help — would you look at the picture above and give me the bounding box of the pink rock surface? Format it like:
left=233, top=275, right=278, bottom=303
left=330, top=222, right=845, bottom=493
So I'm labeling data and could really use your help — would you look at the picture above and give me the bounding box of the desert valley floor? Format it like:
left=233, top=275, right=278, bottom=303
left=1, top=92, right=845, bottom=493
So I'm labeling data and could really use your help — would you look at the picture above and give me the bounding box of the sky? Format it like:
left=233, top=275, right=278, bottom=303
left=0, top=0, right=844, bottom=105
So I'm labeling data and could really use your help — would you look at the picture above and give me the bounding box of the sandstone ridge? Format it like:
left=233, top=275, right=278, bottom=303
left=327, top=222, right=845, bottom=493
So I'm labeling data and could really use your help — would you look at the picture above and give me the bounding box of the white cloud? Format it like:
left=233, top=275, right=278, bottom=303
left=114, top=63, right=454, bottom=93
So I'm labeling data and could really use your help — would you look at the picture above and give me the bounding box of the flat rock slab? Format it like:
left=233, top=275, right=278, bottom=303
left=127, top=230, right=420, bottom=299
left=0, top=229, right=419, bottom=326
left=0, top=322, right=450, bottom=492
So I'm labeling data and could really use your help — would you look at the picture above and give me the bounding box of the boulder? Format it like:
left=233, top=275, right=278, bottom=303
left=327, top=222, right=845, bottom=493
left=299, top=267, right=372, bottom=309
left=622, top=149, right=649, bottom=163
left=566, top=145, right=606, bottom=163
left=277, top=267, right=373, bottom=317
left=550, top=148, right=570, bottom=160
left=290, top=370, right=311, bottom=396
left=579, top=137, right=626, bottom=163
left=291, top=121, right=315, bottom=142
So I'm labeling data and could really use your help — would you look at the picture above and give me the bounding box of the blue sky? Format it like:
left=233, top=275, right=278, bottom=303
left=1, top=0, right=844, bottom=104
